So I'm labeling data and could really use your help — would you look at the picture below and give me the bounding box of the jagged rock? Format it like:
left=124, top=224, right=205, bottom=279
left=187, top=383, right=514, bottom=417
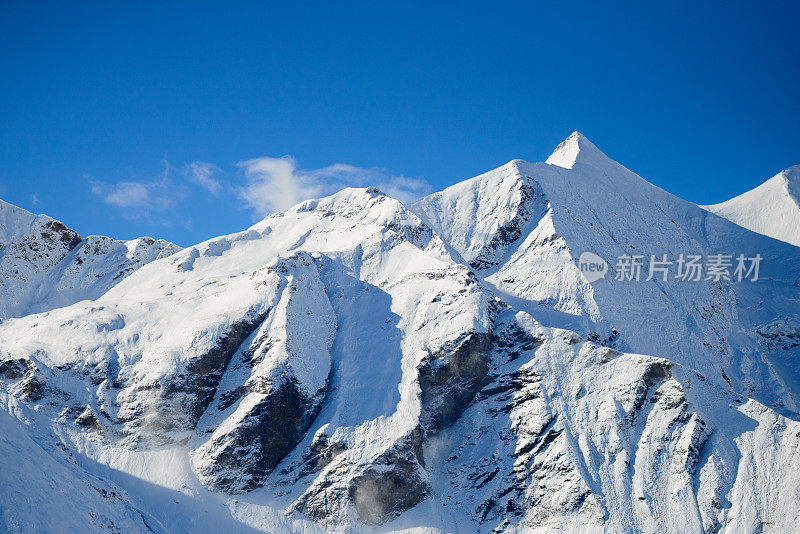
left=293, top=431, right=430, bottom=525
left=417, top=330, right=492, bottom=433
left=196, top=377, right=324, bottom=492
left=304, top=427, right=347, bottom=472
left=0, top=358, right=32, bottom=379
left=75, top=406, right=103, bottom=432
left=192, top=252, right=336, bottom=492
left=348, top=444, right=430, bottom=525
left=117, top=311, right=269, bottom=443
left=19, top=375, right=45, bottom=401
left=0, top=200, right=180, bottom=321
left=1, top=358, right=46, bottom=401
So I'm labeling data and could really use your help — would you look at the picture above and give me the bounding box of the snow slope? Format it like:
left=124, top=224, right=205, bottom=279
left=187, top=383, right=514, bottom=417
left=1, top=136, right=799, bottom=533
left=414, top=132, right=800, bottom=415
left=702, top=165, right=800, bottom=247
left=0, top=199, right=180, bottom=321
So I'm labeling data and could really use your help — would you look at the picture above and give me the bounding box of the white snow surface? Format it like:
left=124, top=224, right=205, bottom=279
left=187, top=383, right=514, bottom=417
left=414, top=133, right=800, bottom=413
left=0, top=199, right=180, bottom=321
left=702, top=165, right=800, bottom=247
left=1, top=134, right=799, bottom=533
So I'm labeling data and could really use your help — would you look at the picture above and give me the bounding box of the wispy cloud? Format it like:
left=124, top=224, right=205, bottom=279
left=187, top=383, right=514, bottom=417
left=90, top=155, right=430, bottom=224
left=90, top=157, right=176, bottom=216
left=93, top=181, right=152, bottom=208
left=237, top=157, right=431, bottom=218
left=237, top=157, right=323, bottom=216
left=186, top=161, right=222, bottom=195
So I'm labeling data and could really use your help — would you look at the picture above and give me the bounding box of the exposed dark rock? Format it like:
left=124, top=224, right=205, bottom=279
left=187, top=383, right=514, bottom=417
left=42, top=220, right=82, bottom=251
left=75, top=406, right=103, bottom=432
left=20, top=373, right=45, bottom=401
left=417, top=331, right=492, bottom=433
left=181, top=314, right=270, bottom=424
left=626, top=361, right=673, bottom=425
left=304, top=430, right=347, bottom=473
left=1, top=358, right=46, bottom=401
left=88, top=358, right=121, bottom=388
left=0, top=358, right=32, bottom=380
left=198, top=377, right=326, bottom=493
left=490, top=320, right=542, bottom=362
left=349, top=447, right=430, bottom=525
left=292, top=431, right=429, bottom=525
left=119, top=311, right=269, bottom=441
left=587, top=327, right=621, bottom=348
left=469, top=178, right=542, bottom=270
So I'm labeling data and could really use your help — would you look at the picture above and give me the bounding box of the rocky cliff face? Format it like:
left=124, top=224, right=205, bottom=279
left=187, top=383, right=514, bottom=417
left=1, top=135, right=799, bottom=533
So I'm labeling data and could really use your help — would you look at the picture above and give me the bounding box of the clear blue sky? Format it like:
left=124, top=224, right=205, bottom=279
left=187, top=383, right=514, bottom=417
left=1, top=1, right=798, bottom=246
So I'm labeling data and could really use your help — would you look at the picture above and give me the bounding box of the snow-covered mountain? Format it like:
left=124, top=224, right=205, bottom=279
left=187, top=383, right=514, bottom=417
left=702, top=165, right=800, bottom=247
left=0, top=199, right=181, bottom=321
left=1, top=135, right=799, bottom=533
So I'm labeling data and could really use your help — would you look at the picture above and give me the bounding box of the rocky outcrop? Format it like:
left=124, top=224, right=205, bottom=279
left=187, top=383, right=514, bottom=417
left=292, top=430, right=429, bottom=525
left=192, top=252, right=337, bottom=492
left=0, top=358, right=32, bottom=380
left=417, top=331, right=492, bottom=433
left=469, top=178, right=541, bottom=270
left=196, top=377, right=327, bottom=492
left=0, top=357, right=45, bottom=401
left=117, top=311, right=270, bottom=444
left=347, top=437, right=430, bottom=525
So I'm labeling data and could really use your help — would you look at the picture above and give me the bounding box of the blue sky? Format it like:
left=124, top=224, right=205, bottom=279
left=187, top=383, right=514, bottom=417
left=1, top=1, right=798, bottom=246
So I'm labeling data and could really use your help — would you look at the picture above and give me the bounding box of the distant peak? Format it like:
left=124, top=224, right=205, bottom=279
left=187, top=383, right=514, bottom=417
left=545, top=131, right=609, bottom=170
left=0, top=197, right=36, bottom=217
left=781, top=165, right=800, bottom=203
left=782, top=164, right=800, bottom=183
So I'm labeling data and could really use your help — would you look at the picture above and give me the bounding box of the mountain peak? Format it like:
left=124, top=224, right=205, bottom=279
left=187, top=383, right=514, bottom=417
left=782, top=165, right=800, bottom=202
left=702, top=164, right=800, bottom=247
left=0, top=197, right=51, bottom=243
left=545, top=131, right=609, bottom=170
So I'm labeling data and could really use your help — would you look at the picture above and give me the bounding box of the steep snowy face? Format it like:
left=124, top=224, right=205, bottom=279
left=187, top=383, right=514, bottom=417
left=413, top=133, right=800, bottom=416
left=545, top=130, right=615, bottom=173
left=0, top=199, right=180, bottom=321
left=702, top=165, right=800, bottom=247
left=411, top=162, right=545, bottom=270
left=428, top=310, right=800, bottom=533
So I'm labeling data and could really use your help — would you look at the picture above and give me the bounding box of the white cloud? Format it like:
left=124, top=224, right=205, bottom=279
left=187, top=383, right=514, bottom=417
left=97, top=181, right=151, bottom=208
left=237, top=157, right=431, bottom=218
left=186, top=161, right=222, bottom=195
left=88, top=155, right=430, bottom=225
left=90, top=158, right=176, bottom=215
left=237, top=156, right=320, bottom=216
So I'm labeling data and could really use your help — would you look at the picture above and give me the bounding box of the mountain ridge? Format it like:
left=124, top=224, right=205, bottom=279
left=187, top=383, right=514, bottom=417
left=702, top=165, right=800, bottom=247
left=1, top=134, right=799, bottom=533
left=0, top=198, right=181, bottom=321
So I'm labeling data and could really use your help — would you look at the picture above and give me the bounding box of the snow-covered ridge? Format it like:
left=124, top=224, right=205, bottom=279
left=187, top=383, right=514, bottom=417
left=1, top=135, right=799, bottom=533
left=414, top=134, right=800, bottom=414
left=0, top=199, right=180, bottom=321
left=702, top=165, right=800, bottom=247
